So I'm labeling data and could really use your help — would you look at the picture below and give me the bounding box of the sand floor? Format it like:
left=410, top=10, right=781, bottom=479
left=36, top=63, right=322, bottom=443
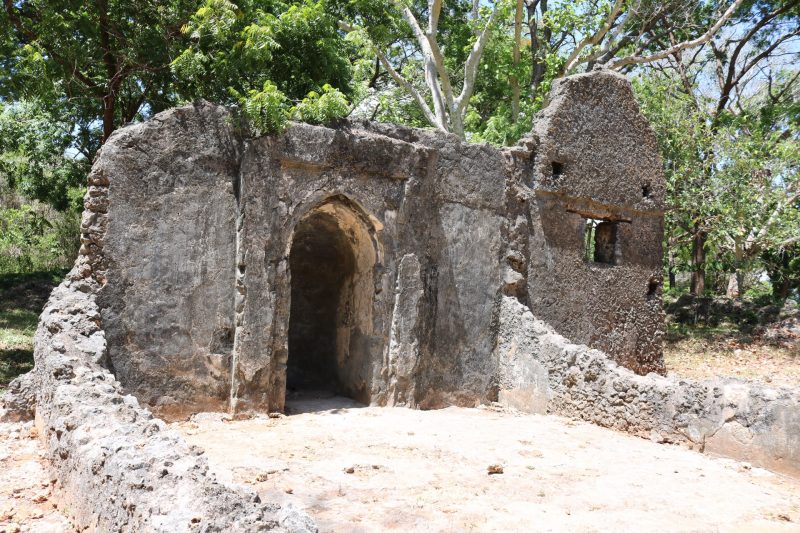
left=174, top=393, right=800, bottom=533
left=0, top=421, right=74, bottom=533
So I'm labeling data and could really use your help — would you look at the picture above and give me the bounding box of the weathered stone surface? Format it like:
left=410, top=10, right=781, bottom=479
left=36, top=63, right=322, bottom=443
left=493, top=296, right=550, bottom=414
left=528, top=69, right=665, bottom=374
left=58, top=71, right=665, bottom=418
left=27, top=280, right=315, bottom=532
left=492, top=294, right=800, bottom=476
left=95, top=101, right=241, bottom=417
left=226, top=118, right=515, bottom=412
left=0, top=372, right=36, bottom=422
left=386, top=254, right=423, bottom=405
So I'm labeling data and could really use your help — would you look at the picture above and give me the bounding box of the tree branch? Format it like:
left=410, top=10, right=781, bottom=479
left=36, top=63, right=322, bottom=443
left=3, top=0, right=101, bottom=93
left=748, top=187, right=800, bottom=251
left=378, top=52, right=441, bottom=130
left=562, top=0, right=625, bottom=73
left=338, top=19, right=441, bottom=130
left=715, top=0, right=800, bottom=116
left=390, top=0, right=452, bottom=127
left=607, top=0, right=747, bottom=70
left=454, top=1, right=501, bottom=114
left=429, top=0, right=442, bottom=35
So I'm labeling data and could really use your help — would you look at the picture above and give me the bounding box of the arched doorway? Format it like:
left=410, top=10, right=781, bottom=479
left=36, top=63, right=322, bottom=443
left=287, top=198, right=377, bottom=403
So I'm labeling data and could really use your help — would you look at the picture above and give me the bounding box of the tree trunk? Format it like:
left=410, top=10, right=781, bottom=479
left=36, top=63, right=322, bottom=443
left=423, top=56, right=448, bottom=132
left=102, top=94, right=115, bottom=143
left=526, top=0, right=550, bottom=99
left=690, top=224, right=707, bottom=295
left=726, top=240, right=745, bottom=298
left=667, top=250, right=676, bottom=290
left=726, top=273, right=739, bottom=298
left=449, top=107, right=465, bottom=138
left=98, top=0, right=121, bottom=144
left=775, top=277, right=791, bottom=300
left=510, top=0, right=523, bottom=122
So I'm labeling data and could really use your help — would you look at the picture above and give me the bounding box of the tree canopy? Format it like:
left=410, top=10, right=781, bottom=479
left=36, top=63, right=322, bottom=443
left=0, top=0, right=798, bottom=297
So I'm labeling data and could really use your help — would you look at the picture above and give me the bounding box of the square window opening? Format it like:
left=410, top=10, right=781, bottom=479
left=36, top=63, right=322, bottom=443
left=584, top=219, right=619, bottom=265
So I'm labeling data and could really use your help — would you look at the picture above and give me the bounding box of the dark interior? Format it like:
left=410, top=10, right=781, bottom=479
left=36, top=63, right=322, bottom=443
left=287, top=211, right=355, bottom=393
left=593, top=221, right=618, bottom=264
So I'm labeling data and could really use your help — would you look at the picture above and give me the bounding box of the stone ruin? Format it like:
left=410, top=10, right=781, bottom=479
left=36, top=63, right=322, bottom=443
left=96, top=69, right=665, bottom=418
left=2, top=70, right=799, bottom=531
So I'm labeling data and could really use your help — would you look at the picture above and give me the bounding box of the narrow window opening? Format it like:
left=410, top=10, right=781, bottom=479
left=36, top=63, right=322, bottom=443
left=584, top=218, right=618, bottom=265
left=552, top=161, right=564, bottom=178
left=642, top=183, right=651, bottom=198
left=647, top=276, right=660, bottom=298
left=584, top=219, right=597, bottom=261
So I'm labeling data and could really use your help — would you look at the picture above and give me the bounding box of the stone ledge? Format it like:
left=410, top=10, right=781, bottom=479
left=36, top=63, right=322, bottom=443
left=495, top=295, right=800, bottom=477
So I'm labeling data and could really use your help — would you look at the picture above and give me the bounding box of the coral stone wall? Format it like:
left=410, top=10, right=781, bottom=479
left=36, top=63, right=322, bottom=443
left=63, top=70, right=666, bottom=418
left=528, top=70, right=665, bottom=374
left=494, top=295, right=800, bottom=477
left=94, top=103, right=241, bottom=417
left=231, top=122, right=511, bottom=413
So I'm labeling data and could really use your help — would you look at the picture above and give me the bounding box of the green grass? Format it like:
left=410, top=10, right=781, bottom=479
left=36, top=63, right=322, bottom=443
left=0, top=308, right=39, bottom=387
left=665, top=321, right=740, bottom=342
left=0, top=269, right=67, bottom=390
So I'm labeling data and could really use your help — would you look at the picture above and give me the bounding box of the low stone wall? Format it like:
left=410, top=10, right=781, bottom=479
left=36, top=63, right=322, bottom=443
left=495, top=296, right=800, bottom=477
left=1, top=273, right=316, bottom=532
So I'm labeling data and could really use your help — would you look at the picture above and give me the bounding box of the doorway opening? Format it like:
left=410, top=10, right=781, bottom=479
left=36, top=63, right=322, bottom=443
left=287, top=198, right=377, bottom=404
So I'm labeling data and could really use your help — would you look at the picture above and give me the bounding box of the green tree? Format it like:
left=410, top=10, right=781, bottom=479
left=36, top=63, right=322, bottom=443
left=0, top=100, right=86, bottom=273
left=636, top=67, right=800, bottom=298
left=337, top=0, right=505, bottom=138
left=1, top=0, right=197, bottom=146
left=337, top=0, right=750, bottom=139
left=0, top=100, right=87, bottom=211
left=171, top=0, right=356, bottom=132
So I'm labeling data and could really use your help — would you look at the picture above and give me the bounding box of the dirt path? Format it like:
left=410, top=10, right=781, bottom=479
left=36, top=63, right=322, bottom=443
left=175, top=394, right=800, bottom=533
left=0, top=421, right=74, bottom=533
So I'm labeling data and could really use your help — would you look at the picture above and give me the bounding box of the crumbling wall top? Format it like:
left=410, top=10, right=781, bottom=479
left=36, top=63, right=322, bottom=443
left=533, top=69, right=664, bottom=212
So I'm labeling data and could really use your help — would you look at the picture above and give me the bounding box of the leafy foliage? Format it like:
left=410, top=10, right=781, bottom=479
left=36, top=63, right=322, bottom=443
left=293, top=84, right=350, bottom=125
left=172, top=0, right=355, bottom=133
left=232, top=81, right=291, bottom=135
left=0, top=0, right=198, bottom=146
left=0, top=203, right=80, bottom=274
left=635, top=64, right=800, bottom=298
left=0, top=101, right=87, bottom=211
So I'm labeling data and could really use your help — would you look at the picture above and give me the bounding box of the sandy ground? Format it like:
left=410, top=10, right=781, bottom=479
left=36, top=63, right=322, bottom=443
left=0, top=421, right=74, bottom=533
left=665, top=338, right=800, bottom=389
left=175, top=393, right=800, bottom=533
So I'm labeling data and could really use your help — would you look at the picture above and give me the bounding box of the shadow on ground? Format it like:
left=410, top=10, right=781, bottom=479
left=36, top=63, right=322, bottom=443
left=0, top=270, right=66, bottom=388
left=284, top=389, right=366, bottom=415
left=664, top=294, right=799, bottom=387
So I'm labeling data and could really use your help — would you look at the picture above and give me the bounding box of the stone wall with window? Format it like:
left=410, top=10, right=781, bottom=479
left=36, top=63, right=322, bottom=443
left=526, top=70, right=665, bottom=375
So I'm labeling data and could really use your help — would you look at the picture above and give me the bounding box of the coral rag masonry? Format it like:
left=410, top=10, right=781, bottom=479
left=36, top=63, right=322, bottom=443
left=3, top=69, right=798, bottom=531
left=98, top=69, right=666, bottom=417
